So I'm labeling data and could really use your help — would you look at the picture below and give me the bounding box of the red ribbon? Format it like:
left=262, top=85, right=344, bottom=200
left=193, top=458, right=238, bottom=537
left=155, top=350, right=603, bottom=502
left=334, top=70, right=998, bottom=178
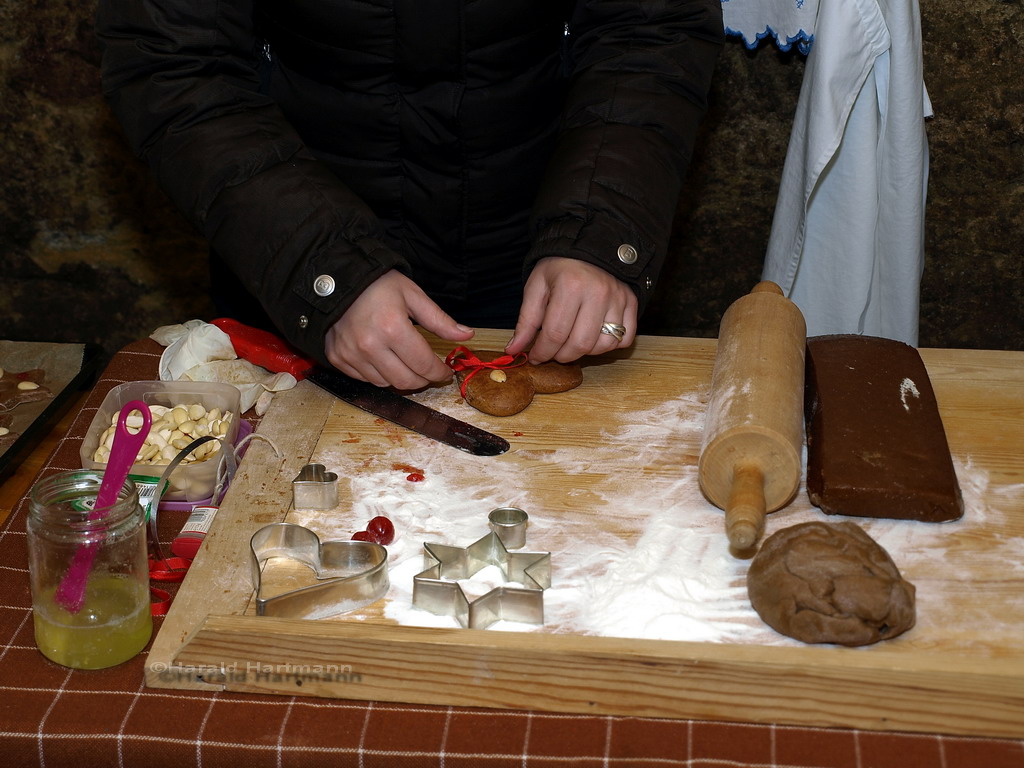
left=150, top=586, right=172, bottom=616
left=147, top=555, right=192, bottom=615
left=149, top=555, right=192, bottom=583
left=445, top=346, right=527, bottom=398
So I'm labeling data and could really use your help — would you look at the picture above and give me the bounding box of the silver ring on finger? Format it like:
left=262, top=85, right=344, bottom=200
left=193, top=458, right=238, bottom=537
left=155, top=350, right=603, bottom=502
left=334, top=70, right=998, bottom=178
left=600, top=322, right=626, bottom=342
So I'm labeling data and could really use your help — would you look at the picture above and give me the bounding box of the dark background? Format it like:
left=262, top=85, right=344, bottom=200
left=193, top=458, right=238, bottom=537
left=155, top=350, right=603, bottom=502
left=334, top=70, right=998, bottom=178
left=2, top=1, right=1021, bottom=365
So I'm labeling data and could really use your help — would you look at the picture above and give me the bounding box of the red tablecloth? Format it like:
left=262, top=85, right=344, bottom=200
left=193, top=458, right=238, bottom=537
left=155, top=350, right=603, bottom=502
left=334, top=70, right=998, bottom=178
left=2, top=340, right=1021, bottom=767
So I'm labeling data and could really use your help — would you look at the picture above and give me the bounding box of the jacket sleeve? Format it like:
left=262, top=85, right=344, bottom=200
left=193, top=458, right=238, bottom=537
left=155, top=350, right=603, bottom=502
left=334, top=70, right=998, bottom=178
left=527, top=0, right=723, bottom=312
left=94, top=0, right=406, bottom=363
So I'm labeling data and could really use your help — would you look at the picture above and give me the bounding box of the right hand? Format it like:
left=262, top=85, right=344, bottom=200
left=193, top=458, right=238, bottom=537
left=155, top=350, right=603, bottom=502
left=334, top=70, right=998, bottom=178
left=324, top=270, right=475, bottom=390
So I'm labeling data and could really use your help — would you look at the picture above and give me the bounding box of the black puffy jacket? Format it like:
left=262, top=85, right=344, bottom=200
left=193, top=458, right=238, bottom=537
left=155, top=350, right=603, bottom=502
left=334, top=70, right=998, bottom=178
left=96, top=0, right=722, bottom=362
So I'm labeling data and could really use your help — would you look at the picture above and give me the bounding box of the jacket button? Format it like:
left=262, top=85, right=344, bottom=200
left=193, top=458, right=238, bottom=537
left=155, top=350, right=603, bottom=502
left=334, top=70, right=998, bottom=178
left=298, top=315, right=309, bottom=329
left=313, top=274, right=336, bottom=297
left=617, top=244, right=638, bottom=264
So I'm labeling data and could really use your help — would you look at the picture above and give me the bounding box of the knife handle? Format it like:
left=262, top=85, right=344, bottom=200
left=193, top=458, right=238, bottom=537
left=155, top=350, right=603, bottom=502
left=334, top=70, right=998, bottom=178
left=211, top=317, right=316, bottom=380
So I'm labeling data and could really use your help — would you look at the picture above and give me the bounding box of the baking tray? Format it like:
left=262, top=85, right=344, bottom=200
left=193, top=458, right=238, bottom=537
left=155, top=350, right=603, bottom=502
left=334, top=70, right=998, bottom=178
left=0, top=340, right=104, bottom=485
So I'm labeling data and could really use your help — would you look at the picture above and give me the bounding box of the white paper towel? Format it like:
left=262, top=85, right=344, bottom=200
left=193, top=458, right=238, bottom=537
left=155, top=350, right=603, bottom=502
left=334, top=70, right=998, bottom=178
left=151, top=320, right=297, bottom=414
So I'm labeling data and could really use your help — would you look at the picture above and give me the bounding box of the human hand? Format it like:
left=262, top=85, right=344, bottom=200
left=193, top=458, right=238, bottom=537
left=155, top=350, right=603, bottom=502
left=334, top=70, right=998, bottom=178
left=324, top=270, right=475, bottom=389
left=505, top=257, right=637, bottom=364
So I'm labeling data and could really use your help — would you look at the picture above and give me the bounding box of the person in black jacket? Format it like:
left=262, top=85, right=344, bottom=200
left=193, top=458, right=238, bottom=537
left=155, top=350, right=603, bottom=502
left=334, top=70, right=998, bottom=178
left=96, top=0, right=722, bottom=390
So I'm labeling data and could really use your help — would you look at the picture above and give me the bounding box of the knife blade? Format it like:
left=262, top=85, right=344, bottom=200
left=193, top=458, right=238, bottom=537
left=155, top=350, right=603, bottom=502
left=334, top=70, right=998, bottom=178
left=211, top=317, right=509, bottom=456
left=306, top=367, right=509, bottom=456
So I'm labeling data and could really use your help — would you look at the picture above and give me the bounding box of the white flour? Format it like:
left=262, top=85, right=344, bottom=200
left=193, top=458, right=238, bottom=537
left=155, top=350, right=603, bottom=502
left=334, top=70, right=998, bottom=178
left=899, top=377, right=921, bottom=410
left=289, top=384, right=1020, bottom=650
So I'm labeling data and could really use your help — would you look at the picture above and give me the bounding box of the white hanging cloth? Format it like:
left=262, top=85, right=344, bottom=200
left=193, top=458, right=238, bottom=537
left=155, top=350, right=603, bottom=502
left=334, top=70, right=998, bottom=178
left=761, top=0, right=933, bottom=345
left=721, top=0, right=820, bottom=54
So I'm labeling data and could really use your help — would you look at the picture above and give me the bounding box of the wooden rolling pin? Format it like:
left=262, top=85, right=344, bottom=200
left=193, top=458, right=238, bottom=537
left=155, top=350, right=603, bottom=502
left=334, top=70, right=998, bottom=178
left=698, top=281, right=806, bottom=554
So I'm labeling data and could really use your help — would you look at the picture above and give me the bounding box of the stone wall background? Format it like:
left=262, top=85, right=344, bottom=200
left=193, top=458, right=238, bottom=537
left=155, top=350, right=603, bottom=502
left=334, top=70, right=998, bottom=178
left=2, top=1, right=1021, bottom=365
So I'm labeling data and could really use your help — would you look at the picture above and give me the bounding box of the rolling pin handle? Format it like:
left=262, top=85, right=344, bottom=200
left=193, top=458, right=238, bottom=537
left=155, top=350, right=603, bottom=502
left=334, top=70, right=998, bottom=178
left=750, top=281, right=784, bottom=296
left=725, top=463, right=767, bottom=553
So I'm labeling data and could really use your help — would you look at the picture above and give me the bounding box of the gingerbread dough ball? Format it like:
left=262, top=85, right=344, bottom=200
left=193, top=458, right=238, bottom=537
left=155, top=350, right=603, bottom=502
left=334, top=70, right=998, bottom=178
left=747, top=521, right=915, bottom=646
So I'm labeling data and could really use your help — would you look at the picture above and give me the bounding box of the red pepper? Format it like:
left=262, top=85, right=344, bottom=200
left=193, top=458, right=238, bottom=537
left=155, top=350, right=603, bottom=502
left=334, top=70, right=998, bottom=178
left=211, top=318, right=316, bottom=380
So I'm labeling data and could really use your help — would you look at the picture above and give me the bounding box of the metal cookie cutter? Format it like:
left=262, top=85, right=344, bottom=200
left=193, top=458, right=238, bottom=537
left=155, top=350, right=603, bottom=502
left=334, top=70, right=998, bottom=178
left=488, top=506, right=529, bottom=549
left=292, top=463, right=338, bottom=510
left=412, top=530, right=551, bottom=630
left=249, top=522, right=388, bottom=619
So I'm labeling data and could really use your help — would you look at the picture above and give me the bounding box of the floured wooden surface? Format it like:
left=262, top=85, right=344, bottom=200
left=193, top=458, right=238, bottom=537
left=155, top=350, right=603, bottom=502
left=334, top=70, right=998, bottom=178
left=253, top=332, right=1024, bottom=657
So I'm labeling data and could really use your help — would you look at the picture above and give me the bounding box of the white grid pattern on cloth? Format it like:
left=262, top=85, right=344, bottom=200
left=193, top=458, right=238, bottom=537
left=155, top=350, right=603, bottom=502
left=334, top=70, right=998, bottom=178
left=602, top=715, right=614, bottom=767
left=273, top=695, right=296, bottom=768
left=114, top=675, right=146, bottom=768
left=521, top=709, right=534, bottom=767
left=35, top=667, right=72, bottom=768
left=194, top=689, right=219, bottom=768
left=357, top=698, right=374, bottom=768
left=438, top=706, right=453, bottom=768
left=0, top=696, right=1022, bottom=766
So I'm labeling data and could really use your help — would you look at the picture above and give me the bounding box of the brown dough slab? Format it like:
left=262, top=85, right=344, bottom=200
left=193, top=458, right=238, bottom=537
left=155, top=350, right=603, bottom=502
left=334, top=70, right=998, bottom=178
left=0, top=367, right=53, bottom=413
left=747, top=521, right=916, bottom=646
left=451, top=349, right=583, bottom=417
left=804, top=334, right=964, bottom=522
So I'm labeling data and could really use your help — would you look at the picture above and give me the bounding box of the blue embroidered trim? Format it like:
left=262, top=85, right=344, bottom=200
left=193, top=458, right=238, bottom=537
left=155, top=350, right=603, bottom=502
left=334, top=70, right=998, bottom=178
left=724, top=25, right=814, bottom=55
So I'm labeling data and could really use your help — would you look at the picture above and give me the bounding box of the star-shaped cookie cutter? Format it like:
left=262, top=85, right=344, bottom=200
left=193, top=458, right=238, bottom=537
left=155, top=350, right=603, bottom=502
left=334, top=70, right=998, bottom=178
left=412, top=532, right=551, bottom=629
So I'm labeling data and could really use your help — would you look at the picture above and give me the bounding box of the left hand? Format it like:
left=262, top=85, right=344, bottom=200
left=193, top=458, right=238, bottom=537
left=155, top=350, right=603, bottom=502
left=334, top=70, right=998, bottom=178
left=505, top=257, right=638, bottom=364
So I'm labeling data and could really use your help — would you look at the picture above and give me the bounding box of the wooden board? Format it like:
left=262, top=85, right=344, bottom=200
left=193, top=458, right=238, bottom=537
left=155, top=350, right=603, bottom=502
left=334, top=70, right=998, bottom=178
left=147, top=331, right=1024, bottom=737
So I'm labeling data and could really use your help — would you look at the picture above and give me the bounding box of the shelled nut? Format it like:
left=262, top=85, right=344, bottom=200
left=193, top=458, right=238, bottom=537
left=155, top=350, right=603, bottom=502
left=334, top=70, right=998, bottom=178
left=91, top=402, right=234, bottom=467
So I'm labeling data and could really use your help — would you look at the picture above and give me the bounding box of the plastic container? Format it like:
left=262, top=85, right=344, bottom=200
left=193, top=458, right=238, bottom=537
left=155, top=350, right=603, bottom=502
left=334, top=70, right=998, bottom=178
left=80, top=381, right=242, bottom=502
left=27, top=470, right=153, bottom=669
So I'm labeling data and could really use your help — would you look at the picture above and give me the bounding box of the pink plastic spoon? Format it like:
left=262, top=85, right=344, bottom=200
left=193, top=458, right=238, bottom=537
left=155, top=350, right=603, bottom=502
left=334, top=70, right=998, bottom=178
left=53, top=400, right=152, bottom=613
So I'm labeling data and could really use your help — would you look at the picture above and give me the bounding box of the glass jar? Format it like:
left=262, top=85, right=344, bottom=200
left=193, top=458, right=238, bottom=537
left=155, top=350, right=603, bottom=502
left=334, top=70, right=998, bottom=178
left=27, top=470, right=153, bottom=669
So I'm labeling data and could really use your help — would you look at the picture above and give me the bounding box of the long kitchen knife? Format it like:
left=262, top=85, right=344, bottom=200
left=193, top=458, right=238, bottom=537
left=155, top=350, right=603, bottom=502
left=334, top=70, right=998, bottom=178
left=305, top=366, right=509, bottom=456
left=211, top=317, right=510, bottom=456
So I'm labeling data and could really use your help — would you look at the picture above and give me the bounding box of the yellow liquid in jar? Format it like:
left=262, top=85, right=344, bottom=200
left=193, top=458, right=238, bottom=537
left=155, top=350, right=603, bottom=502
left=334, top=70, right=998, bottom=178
left=33, top=575, right=152, bottom=669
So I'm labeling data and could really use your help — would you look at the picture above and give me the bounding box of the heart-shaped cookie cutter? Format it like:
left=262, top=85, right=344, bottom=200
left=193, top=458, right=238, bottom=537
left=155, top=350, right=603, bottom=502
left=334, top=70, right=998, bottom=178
left=249, top=522, right=388, bottom=619
left=292, top=463, right=339, bottom=510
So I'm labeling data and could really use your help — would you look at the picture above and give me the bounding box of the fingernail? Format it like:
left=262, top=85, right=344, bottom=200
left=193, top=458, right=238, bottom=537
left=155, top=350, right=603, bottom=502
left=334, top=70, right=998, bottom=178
left=456, top=324, right=473, bottom=333
left=504, top=334, right=515, bottom=350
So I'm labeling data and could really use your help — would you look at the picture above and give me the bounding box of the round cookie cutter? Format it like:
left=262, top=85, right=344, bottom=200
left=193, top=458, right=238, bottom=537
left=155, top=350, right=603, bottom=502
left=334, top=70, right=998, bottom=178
left=488, top=507, right=529, bottom=549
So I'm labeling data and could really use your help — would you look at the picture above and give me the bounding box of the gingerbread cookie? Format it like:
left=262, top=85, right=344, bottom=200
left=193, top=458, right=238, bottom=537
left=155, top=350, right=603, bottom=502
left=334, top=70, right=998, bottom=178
left=0, top=366, right=53, bottom=413
left=446, top=347, right=583, bottom=416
